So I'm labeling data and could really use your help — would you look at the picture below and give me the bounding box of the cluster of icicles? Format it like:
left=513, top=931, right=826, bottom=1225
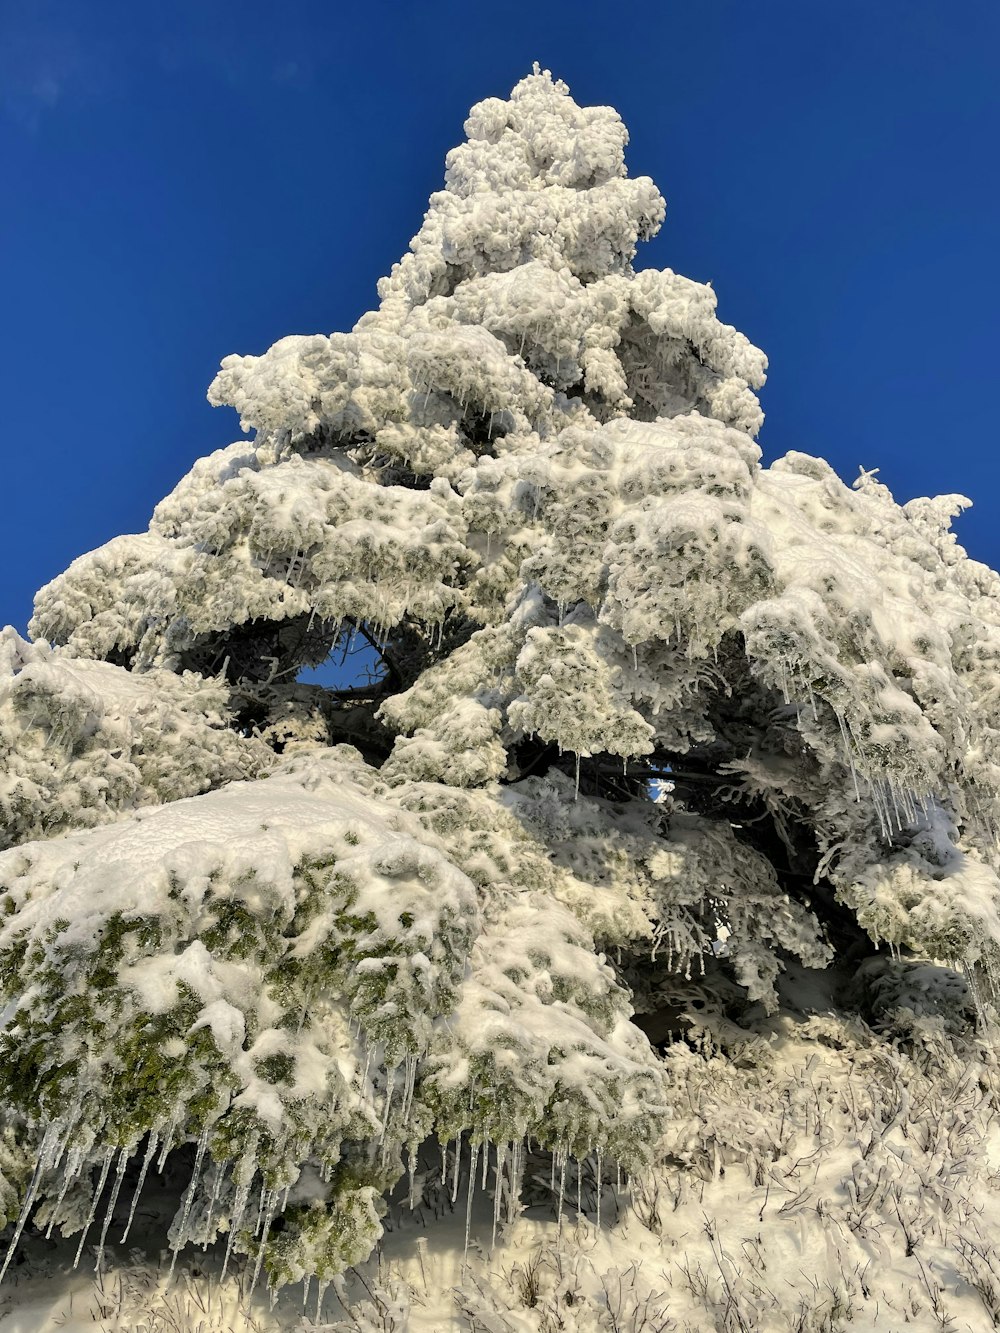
left=0, top=1098, right=624, bottom=1306
left=769, top=654, right=936, bottom=844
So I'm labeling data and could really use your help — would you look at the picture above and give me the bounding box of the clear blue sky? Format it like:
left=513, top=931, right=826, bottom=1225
left=2, top=0, right=998, bottom=635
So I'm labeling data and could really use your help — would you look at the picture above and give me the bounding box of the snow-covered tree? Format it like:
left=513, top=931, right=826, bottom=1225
left=3, top=68, right=1000, bottom=1313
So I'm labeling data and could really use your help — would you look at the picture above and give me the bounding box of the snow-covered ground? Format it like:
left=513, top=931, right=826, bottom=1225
left=4, top=987, right=1000, bottom=1333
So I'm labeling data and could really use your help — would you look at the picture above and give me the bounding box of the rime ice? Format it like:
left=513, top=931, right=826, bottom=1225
left=2, top=68, right=1000, bottom=1311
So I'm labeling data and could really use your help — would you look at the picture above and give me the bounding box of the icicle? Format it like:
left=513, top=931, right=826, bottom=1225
left=491, top=1142, right=506, bottom=1249
left=156, top=1117, right=178, bottom=1173
left=574, top=753, right=581, bottom=800
left=249, top=1193, right=277, bottom=1296
left=73, top=1145, right=116, bottom=1271
left=557, top=1151, right=567, bottom=1232
left=222, top=1176, right=252, bottom=1282
left=168, top=1123, right=211, bottom=1280
left=302, top=1273, right=312, bottom=1314
left=511, top=1139, right=525, bottom=1226
left=49, top=1099, right=83, bottom=1180
left=408, top=1145, right=417, bottom=1210
left=481, top=1138, right=489, bottom=1191
left=255, top=1182, right=271, bottom=1239
left=903, top=784, right=917, bottom=830
left=316, top=1278, right=329, bottom=1322
left=440, top=1141, right=448, bottom=1188
left=894, top=784, right=909, bottom=830
left=870, top=778, right=892, bottom=841
left=380, top=1069, right=395, bottom=1144
left=94, top=1146, right=130, bottom=1273
left=907, top=786, right=920, bottom=827
left=47, top=1118, right=73, bottom=1174
left=46, top=1143, right=85, bottom=1241
left=879, top=780, right=891, bottom=838
left=0, top=1121, right=64, bottom=1285
left=576, top=1156, right=582, bottom=1218
left=836, top=712, right=861, bottom=802
left=596, top=1149, right=603, bottom=1226
left=401, top=1054, right=417, bottom=1124
left=451, top=1134, right=462, bottom=1204
left=204, top=1162, right=228, bottom=1243
left=464, top=1140, right=480, bottom=1263
left=887, top=782, right=903, bottom=834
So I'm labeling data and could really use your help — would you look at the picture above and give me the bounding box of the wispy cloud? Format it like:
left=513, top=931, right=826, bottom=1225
left=272, top=59, right=305, bottom=86
left=0, top=6, right=325, bottom=129
left=0, top=8, right=94, bottom=130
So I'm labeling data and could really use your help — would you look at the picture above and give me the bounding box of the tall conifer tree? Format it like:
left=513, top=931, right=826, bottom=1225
left=1, top=70, right=999, bottom=1303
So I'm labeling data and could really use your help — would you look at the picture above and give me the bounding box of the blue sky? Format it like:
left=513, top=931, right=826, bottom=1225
left=2, top=0, right=998, bottom=634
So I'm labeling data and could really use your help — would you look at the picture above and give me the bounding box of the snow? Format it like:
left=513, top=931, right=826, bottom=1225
left=2, top=983, right=1000, bottom=1331
left=3, top=64, right=1000, bottom=1329
left=0, top=748, right=676, bottom=1293
left=0, top=627, right=270, bottom=851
